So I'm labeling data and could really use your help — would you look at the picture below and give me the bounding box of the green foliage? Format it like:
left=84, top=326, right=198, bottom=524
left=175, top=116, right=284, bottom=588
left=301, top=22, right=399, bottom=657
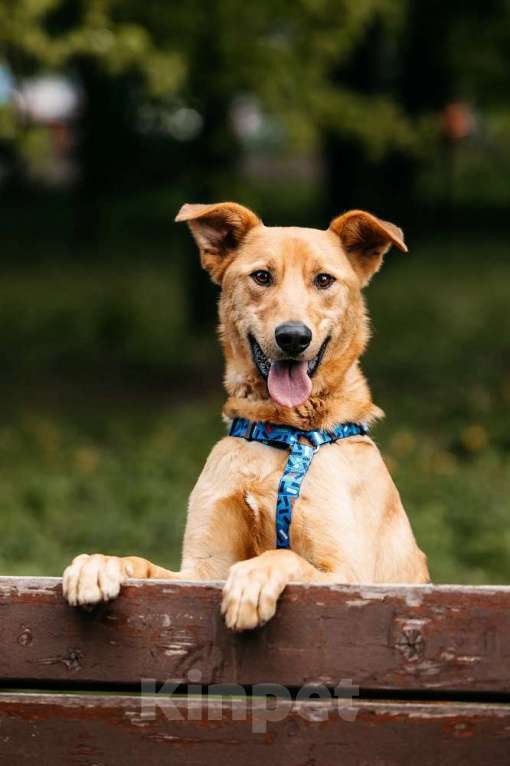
left=0, top=398, right=224, bottom=575
left=0, top=0, right=417, bottom=154
left=419, top=110, right=510, bottom=206
left=4, top=0, right=510, bottom=164
left=365, top=236, right=510, bottom=582
left=2, top=0, right=510, bottom=171
left=191, top=0, right=411, bottom=152
left=0, top=0, right=184, bottom=91
left=0, top=261, right=188, bottom=373
left=449, top=3, right=510, bottom=106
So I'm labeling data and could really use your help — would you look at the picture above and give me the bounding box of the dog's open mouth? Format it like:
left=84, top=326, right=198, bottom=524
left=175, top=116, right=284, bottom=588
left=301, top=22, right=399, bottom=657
left=248, top=334, right=330, bottom=408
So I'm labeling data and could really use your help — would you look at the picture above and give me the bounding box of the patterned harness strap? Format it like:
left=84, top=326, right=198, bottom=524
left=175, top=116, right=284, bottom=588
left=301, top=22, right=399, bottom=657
left=229, top=417, right=368, bottom=549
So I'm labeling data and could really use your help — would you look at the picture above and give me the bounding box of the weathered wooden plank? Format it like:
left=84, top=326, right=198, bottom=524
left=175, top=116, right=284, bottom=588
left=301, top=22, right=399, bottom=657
left=1, top=577, right=510, bottom=692
left=0, top=693, right=509, bottom=766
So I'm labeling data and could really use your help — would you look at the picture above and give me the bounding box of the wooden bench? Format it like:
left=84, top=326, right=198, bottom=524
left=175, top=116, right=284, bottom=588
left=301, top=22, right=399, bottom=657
left=1, top=577, right=509, bottom=764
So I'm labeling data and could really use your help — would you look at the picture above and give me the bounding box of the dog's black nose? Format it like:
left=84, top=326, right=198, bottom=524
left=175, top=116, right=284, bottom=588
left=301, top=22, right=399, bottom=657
left=275, top=322, right=312, bottom=356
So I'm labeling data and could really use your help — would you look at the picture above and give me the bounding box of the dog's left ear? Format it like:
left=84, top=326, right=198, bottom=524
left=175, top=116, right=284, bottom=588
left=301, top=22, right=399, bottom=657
left=175, top=202, right=261, bottom=284
left=329, top=210, right=407, bottom=286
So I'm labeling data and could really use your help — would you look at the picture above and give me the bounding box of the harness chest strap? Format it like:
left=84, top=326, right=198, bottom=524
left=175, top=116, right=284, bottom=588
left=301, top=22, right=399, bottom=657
left=229, top=417, right=368, bottom=549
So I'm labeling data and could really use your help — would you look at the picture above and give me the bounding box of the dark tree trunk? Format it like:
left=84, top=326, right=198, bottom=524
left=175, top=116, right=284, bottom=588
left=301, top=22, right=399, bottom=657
left=73, top=59, right=140, bottom=248
left=322, top=2, right=457, bottom=226
left=321, top=22, right=390, bottom=220
left=180, top=22, right=241, bottom=330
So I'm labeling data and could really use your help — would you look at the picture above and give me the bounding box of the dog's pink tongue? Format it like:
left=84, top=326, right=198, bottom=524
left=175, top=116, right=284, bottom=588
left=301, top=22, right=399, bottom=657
left=267, top=361, right=312, bottom=407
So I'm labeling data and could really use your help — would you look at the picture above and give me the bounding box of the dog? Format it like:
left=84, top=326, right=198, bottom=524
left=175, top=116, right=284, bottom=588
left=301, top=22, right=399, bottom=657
left=63, top=202, right=429, bottom=630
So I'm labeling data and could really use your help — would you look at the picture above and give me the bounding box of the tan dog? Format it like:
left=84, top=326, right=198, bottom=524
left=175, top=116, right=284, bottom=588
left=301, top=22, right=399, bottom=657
left=63, top=202, right=429, bottom=630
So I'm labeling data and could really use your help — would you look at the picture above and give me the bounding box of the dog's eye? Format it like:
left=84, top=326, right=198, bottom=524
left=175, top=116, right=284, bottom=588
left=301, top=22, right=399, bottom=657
left=315, top=273, right=336, bottom=290
left=251, top=270, right=273, bottom=287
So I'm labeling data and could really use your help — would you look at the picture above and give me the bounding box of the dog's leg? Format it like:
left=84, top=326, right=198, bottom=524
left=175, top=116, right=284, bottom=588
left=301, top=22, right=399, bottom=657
left=63, top=489, right=250, bottom=607
left=221, top=549, right=350, bottom=631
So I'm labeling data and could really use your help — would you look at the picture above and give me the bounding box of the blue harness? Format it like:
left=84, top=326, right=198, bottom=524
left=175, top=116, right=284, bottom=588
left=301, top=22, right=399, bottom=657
left=229, top=417, right=368, bottom=549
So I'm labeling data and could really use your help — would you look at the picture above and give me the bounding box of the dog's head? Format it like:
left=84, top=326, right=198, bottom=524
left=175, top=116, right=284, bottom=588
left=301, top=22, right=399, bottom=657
left=176, top=202, right=406, bottom=411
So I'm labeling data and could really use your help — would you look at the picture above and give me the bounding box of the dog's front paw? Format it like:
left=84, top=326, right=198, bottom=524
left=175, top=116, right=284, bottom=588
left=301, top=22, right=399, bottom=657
left=221, top=558, right=285, bottom=631
left=62, top=553, right=133, bottom=607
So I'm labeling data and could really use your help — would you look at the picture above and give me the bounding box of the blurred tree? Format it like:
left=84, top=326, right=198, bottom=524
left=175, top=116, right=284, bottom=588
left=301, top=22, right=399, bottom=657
left=322, top=0, right=510, bottom=223
left=0, top=0, right=184, bottom=240
left=0, top=0, right=415, bottom=324
left=0, top=1, right=415, bottom=171
left=0, top=0, right=183, bottom=89
left=2, top=0, right=510, bottom=321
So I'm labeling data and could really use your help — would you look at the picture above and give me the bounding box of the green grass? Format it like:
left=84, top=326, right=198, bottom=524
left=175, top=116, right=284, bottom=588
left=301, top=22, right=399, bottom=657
left=0, top=397, right=224, bottom=575
left=0, top=234, right=509, bottom=583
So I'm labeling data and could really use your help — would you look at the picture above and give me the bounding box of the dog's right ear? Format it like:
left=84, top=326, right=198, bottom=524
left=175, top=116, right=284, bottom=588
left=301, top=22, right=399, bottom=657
left=175, top=202, right=261, bottom=284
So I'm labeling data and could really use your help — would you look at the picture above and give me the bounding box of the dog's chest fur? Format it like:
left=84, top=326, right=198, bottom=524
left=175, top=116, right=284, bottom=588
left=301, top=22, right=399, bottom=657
left=228, top=435, right=378, bottom=568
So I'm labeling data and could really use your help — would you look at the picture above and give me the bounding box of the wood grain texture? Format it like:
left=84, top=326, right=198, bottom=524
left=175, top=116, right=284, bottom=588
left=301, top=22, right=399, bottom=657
left=0, top=693, right=509, bottom=766
left=1, top=577, right=510, bottom=692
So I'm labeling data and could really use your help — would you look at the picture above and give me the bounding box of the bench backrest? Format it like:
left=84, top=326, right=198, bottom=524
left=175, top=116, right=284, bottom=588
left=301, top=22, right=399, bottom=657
left=1, top=577, right=509, bottom=764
